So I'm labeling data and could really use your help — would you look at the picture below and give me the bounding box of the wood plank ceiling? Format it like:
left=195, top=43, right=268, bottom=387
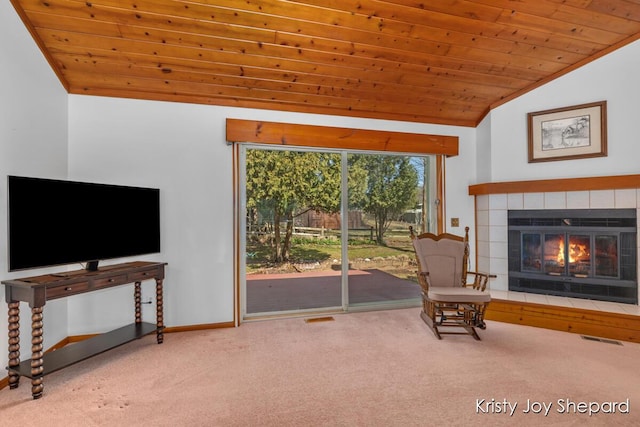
left=11, top=0, right=640, bottom=127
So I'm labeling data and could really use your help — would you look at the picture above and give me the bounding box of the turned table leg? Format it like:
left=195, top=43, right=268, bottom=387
left=134, top=281, right=142, bottom=324
left=156, top=279, right=164, bottom=344
left=30, top=306, right=44, bottom=399
left=7, top=301, right=20, bottom=389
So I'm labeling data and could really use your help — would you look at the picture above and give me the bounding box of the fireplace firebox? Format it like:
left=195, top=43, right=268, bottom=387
left=508, top=209, right=637, bottom=304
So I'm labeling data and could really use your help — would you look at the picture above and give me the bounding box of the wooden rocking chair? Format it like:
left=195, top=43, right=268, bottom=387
left=410, top=226, right=492, bottom=340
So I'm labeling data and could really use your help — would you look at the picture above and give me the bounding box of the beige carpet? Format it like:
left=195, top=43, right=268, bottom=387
left=1, top=308, right=639, bottom=426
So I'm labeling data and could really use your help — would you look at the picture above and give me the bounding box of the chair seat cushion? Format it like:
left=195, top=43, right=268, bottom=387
left=428, top=286, right=491, bottom=303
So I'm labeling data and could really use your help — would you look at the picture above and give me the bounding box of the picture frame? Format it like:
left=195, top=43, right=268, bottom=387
left=527, top=101, right=607, bottom=163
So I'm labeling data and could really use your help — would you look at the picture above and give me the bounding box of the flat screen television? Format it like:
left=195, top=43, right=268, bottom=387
left=7, top=175, right=161, bottom=272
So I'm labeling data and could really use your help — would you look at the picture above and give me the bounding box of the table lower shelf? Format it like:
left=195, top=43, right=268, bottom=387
left=7, top=322, right=158, bottom=379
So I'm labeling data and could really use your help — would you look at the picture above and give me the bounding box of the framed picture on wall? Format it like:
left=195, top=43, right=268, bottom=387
left=527, top=101, right=607, bottom=163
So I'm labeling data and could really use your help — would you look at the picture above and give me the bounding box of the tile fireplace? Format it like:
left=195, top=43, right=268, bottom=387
left=508, top=209, right=637, bottom=304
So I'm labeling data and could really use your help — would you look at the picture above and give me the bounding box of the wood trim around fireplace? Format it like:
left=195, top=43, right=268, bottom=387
left=486, top=299, right=640, bottom=343
left=468, top=174, right=640, bottom=196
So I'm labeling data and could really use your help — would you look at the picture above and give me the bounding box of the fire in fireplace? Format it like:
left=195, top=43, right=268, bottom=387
left=508, top=209, right=637, bottom=304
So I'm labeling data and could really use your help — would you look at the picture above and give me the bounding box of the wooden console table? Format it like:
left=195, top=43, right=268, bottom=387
left=2, top=261, right=166, bottom=399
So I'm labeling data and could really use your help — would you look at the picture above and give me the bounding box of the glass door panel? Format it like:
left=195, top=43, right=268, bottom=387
left=244, top=147, right=343, bottom=315
left=522, top=233, right=542, bottom=272
left=345, top=153, right=431, bottom=308
left=568, top=234, right=591, bottom=277
left=543, top=233, right=565, bottom=275
left=595, top=235, right=618, bottom=277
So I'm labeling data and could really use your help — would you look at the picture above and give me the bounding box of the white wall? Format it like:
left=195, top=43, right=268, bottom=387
left=486, top=39, right=640, bottom=183
left=67, top=96, right=236, bottom=331
left=0, top=2, right=69, bottom=371
left=475, top=114, right=492, bottom=184
left=67, top=97, right=479, bottom=329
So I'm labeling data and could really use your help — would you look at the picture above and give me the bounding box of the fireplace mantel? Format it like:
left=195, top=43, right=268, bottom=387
left=469, top=174, right=640, bottom=196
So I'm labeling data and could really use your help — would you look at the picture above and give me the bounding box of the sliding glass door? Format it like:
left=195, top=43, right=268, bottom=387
left=241, top=145, right=438, bottom=319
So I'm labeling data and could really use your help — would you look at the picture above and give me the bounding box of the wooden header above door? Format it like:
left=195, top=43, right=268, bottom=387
left=226, top=119, right=458, bottom=156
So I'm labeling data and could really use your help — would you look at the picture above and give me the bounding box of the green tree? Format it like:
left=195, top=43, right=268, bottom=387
left=351, top=154, right=418, bottom=243
left=246, top=149, right=341, bottom=262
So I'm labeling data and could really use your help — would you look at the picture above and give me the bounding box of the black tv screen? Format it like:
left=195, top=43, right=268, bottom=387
left=8, top=175, right=160, bottom=272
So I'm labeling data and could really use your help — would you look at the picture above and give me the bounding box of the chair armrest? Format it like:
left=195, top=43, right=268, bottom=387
left=464, top=271, right=494, bottom=292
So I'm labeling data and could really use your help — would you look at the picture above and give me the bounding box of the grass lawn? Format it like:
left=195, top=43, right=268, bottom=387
left=246, top=232, right=416, bottom=274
